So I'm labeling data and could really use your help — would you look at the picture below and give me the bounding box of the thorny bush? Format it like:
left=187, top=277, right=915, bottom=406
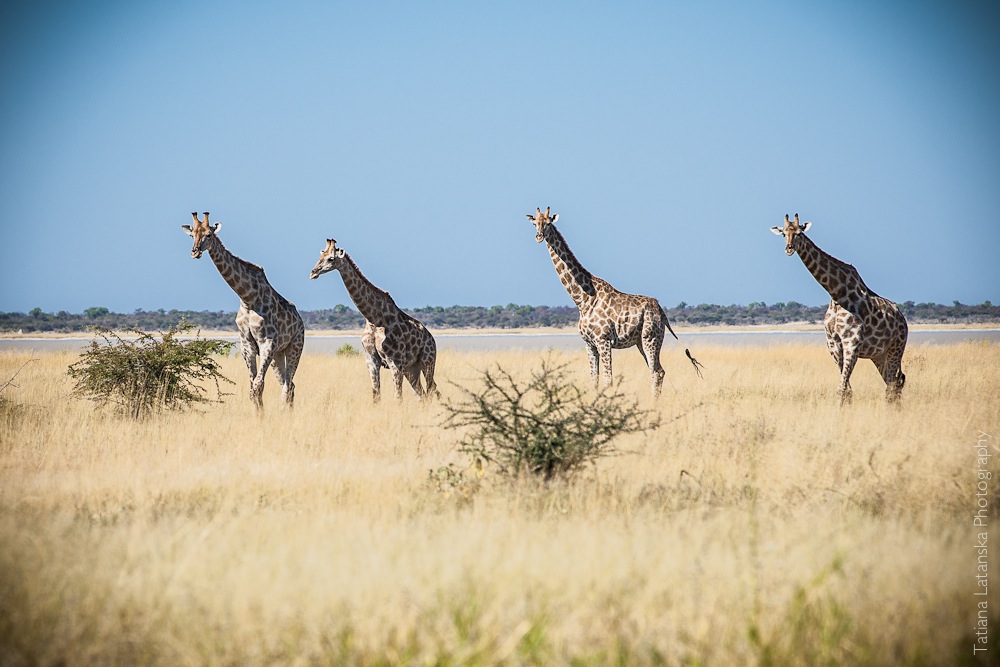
left=67, top=324, right=234, bottom=420
left=441, top=360, right=659, bottom=482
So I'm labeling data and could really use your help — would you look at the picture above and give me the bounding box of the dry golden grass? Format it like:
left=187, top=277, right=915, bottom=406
left=1, top=340, right=998, bottom=666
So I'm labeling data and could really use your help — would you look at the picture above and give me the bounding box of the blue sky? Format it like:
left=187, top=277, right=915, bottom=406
left=1, top=1, right=997, bottom=314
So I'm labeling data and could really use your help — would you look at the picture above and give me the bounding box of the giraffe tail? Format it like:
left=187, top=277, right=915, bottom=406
left=661, top=305, right=704, bottom=378
left=685, top=348, right=705, bottom=378
left=662, top=307, right=680, bottom=341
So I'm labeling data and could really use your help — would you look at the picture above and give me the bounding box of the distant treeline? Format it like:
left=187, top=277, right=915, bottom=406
left=3, top=301, right=998, bottom=333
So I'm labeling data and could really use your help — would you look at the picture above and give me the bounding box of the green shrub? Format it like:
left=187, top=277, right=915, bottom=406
left=336, top=342, right=361, bottom=357
left=67, top=324, right=234, bottom=420
left=442, top=360, right=659, bottom=482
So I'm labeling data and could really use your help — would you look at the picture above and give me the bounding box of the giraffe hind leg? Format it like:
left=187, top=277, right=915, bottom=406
left=421, top=350, right=440, bottom=401
left=273, top=352, right=289, bottom=404
left=275, top=341, right=302, bottom=408
left=403, top=366, right=424, bottom=398
left=876, top=352, right=905, bottom=404
left=638, top=338, right=665, bottom=398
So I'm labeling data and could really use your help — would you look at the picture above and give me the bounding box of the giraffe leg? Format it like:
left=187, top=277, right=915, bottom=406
left=389, top=363, right=405, bottom=401
left=403, top=365, right=424, bottom=399
left=362, top=323, right=382, bottom=403
left=598, top=339, right=613, bottom=389
left=878, top=351, right=905, bottom=404
left=278, top=338, right=303, bottom=408
left=825, top=331, right=843, bottom=372
left=252, top=341, right=276, bottom=410
left=240, top=337, right=260, bottom=408
left=838, top=344, right=858, bottom=405
left=584, top=339, right=600, bottom=390
left=826, top=333, right=847, bottom=405
left=422, top=348, right=441, bottom=400
left=365, top=351, right=383, bottom=403
left=640, top=322, right=666, bottom=398
left=273, top=352, right=289, bottom=404
left=637, top=341, right=665, bottom=397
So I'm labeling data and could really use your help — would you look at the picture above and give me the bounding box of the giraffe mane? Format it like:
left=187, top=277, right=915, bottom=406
left=342, top=251, right=393, bottom=302
left=806, top=236, right=876, bottom=297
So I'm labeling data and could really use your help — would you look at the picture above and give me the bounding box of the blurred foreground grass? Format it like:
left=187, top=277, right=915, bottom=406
left=1, top=341, right=998, bottom=665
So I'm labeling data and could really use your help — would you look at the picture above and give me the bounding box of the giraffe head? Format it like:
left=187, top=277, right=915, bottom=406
left=526, top=206, right=559, bottom=243
left=770, top=213, right=812, bottom=256
left=309, top=239, right=346, bottom=279
left=181, top=212, right=222, bottom=259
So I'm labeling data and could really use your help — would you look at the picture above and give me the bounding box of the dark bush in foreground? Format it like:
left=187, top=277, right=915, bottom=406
left=67, top=325, right=234, bottom=420
left=442, top=360, right=659, bottom=482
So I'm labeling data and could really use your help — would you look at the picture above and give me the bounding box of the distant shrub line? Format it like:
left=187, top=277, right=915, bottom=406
left=3, top=300, right=998, bottom=333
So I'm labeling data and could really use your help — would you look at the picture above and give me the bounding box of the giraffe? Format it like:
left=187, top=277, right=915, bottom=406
left=527, top=207, right=702, bottom=396
left=309, top=239, right=439, bottom=402
left=770, top=213, right=908, bottom=403
left=181, top=212, right=305, bottom=409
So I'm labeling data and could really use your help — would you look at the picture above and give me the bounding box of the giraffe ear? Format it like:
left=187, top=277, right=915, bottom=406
left=181, top=224, right=194, bottom=236
left=800, top=221, right=812, bottom=232
left=769, top=226, right=783, bottom=235
left=526, top=213, right=536, bottom=222
left=211, top=222, right=222, bottom=234
left=335, top=248, right=346, bottom=258
left=551, top=213, right=559, bottom=224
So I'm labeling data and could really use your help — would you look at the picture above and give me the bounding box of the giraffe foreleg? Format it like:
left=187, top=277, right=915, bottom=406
left=252, top=341, right=276, bottom=410
left=838, top=345, right=858, bottom=405
left=584, top=339, right=600, bottom=390
left=826, top=336, right=844, bottom=373
left=239, top=338, right=262, bottom=409
left=365, top=351, right=383, bottom=403
left=240, top=338, right=259, bottom=385
left=361, top=322, right=384, bottom=403
left=389, top=362, right=405, bottom=401
left=598, top=339, right=614, bottom=389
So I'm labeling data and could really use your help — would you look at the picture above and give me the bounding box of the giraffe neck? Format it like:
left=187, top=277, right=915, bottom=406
left=544, top=224, right=596, bottom=309
left=795, top=233, right=871, bottom=311
left=336, top=252, right=400, bottom=327
left=206, top=236, right=269, bottom=305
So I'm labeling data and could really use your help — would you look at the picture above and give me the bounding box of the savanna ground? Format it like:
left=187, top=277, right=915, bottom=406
left=1, top=338, right=998, bottom=666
